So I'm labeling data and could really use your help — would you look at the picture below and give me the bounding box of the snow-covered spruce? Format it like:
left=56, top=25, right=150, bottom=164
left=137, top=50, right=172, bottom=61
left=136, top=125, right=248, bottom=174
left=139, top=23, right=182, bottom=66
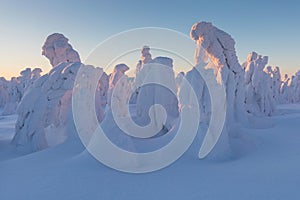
left=9, top=26, right=300, bottom=156
left=279, top=74, right=290, bottom=103
left=242, top=52, right=300, bottom=108
left=107, top=63, right=130, bottom=106
left=184, top=67, right=211, bottom=124
left=1, top=68, right=43, bottom=115
left=11, top=62, right=107, bottom=151
left=271, top=66, right=282, bottom=103
left=96, top=69, right=109, bottom=120
left=42, top=33, right=81, bottom=68
left=286, top=70, right=300, bottom=103
left=295, top=71, right=300, bottom=102
left=0, top=77, right=9, bottom=109
left=242, top=52, right=276, bottom=116
left=2, top=77, right=21, bottom=115
left=188, top=21, right=255, bottom=158
left=175, top=72, right=185, bottom=89
left=190, top=21, right=247, bottom=125
left=12, top=33, right=107, bottom=151
left=30, top=68, right=43, bottom=85
left=134, top=46, right=179, bottom=131
left=11, top=62, right=79, bottom=151
left=107, top=63, right=130, bottom=117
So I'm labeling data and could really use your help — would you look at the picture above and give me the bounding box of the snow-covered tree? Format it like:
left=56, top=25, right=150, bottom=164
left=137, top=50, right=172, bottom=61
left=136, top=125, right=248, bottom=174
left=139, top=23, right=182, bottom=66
left=30, top=68, right=42, bottom=85
left=107, top=63, right=130, bottom=106
left=12, top=33, right=106, bottom=151
left=107, top=63, right=131, bottom=118
left=243, top=52, right=275, bottom=116
left=272, top=66, right=282, bottom=103
left=42, top=33, right=81, bottom=67
left=190, top=21, right=247, bottom=125
left=1, top=67, right=44, bottom=115
left=291, top=70, right=300, bottom=102
left=184, top=67, right=211, bottom=124
left=279, top=74, right=290, bottom=103
left=135, top=50, right=179, bottom=131
left=0, top=77, right=9, bottom=109
left=2, top=77, right=21, bottom=115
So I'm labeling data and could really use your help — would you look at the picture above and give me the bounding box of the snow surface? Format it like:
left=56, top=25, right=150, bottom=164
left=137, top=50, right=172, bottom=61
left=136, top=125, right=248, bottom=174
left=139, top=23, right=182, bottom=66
left=0, top=104, right=300, bottom=199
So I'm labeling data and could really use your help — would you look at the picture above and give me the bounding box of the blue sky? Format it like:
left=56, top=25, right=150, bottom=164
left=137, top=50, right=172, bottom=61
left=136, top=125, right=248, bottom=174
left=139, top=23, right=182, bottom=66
left=0, top=0, right=299, bottom=78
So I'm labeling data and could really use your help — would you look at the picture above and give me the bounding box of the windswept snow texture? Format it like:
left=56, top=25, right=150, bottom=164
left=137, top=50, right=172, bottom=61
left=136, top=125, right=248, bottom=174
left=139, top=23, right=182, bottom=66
left=1, top=104, right=300, bottom=200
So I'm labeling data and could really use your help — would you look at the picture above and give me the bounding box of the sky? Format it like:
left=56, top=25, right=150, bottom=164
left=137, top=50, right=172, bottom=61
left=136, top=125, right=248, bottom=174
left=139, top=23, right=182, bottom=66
left=0, top=0, right=300, bottom=79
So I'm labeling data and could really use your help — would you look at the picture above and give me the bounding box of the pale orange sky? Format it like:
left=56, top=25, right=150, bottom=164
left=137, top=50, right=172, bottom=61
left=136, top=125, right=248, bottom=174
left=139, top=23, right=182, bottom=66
left=1, top=0, right=300, bottom=79
left=0, top=48, right=297, bottom=80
